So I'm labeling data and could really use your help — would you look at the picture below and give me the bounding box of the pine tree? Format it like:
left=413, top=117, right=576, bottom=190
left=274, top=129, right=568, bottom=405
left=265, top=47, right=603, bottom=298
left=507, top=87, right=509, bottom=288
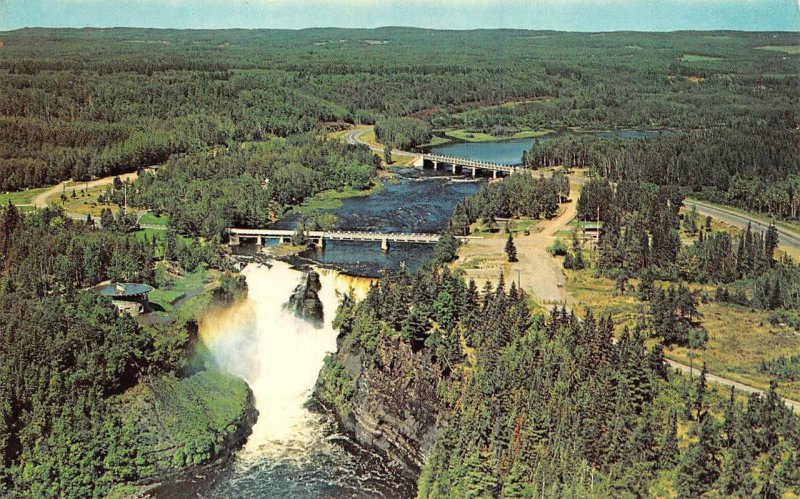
left=383, top=143, right=392, bottom=165
left=676, top=413, right=721, bottom=498
left=719, top=434, right=755, bottom=497
left=462, top=451, right=499, bottom=498
left=505, top=233, right=518, bottom=262
left=694, top=363, right=708, bottom=420
left=659, top=411, right=679, bottom=469
left=765, top=223, right=779, bottom=264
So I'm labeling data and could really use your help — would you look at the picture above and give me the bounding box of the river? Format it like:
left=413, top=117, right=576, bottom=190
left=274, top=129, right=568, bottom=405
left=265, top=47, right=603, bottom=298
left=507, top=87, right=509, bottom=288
left=271, top=167, right=484, bottom=276
left=200, top=128, right=664, bottom=498
left=428, top=129, right=673, bottom=165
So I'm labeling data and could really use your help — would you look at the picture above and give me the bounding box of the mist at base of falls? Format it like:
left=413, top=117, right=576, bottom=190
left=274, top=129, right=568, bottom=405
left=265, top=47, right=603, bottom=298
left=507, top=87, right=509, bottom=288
left=198, top=261, right=414, bottom=498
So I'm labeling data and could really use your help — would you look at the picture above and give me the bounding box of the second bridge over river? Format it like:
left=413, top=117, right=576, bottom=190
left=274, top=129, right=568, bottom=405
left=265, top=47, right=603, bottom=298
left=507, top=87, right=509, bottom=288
left=228, top=228, right=480, bottom=251
left=417, top=153, right=521, bottom=178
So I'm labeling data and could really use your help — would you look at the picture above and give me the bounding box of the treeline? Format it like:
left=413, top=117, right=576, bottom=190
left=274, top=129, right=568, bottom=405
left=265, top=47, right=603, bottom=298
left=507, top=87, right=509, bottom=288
left=0, top=114, right=232, bottom=192
left=525, top=127, right=800, bottom=222
left=320, top=264, right=800, bottom=497
left=130, top=135, right=380, bottom=238
left=375, top=117, right=432, bottom=149
left=446, top=173, right=569, bottom=236
left=760, top=354, right=800, bottom=382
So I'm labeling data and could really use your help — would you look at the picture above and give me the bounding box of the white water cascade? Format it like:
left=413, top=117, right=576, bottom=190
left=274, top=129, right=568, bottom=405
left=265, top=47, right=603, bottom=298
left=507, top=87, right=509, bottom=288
left=199, top=261, right=342, bottom=459
left=198, top=261, right=411, bottom=498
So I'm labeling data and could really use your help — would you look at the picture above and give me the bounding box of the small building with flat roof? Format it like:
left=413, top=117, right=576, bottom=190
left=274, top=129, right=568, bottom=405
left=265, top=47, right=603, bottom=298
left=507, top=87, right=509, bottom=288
left=95, top=282, right=154, bottom=316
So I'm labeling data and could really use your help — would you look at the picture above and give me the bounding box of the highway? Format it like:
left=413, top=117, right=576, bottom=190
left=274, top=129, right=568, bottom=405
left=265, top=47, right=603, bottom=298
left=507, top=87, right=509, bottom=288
left=684, top=199, right=800, bottom=254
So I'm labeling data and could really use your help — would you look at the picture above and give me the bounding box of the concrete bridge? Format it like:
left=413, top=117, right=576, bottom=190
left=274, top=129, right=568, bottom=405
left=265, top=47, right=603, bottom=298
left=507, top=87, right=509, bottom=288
left=418, top=153, right=521, bottom=179
left=227, top=228, right=479, bottom=251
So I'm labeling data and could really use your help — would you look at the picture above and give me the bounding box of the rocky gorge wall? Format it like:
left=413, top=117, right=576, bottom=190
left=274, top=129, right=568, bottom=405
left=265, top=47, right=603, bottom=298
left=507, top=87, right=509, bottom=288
left=315, top=332, right=447, bottom=482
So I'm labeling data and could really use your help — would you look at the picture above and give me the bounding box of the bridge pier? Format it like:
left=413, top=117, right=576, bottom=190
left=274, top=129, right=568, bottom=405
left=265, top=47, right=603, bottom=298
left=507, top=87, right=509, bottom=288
left=381, top=237, right=389, bottom=252
left=492, top=170, right=497, bottom=180
left=316, top=237, right=325, bottom=249
left=433, top=161, right=438, bottom=171
left=229, top=233, right=241, bottom=246
left=471, top=167, right=476, bottom=178
left=256, top=235, right=263, bottom=249
left=452, top=163, right=457, bottom=174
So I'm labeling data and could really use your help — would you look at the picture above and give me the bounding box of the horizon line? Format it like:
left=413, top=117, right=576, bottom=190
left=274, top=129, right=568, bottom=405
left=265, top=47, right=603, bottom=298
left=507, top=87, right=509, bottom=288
left=3, top=25, right=800, bottom=35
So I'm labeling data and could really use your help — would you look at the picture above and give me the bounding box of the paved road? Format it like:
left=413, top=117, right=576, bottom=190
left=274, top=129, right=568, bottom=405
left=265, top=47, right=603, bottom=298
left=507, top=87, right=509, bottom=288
left=684, top=199, right=800, bottom=254
left=666, top=359, right=799, bottom=412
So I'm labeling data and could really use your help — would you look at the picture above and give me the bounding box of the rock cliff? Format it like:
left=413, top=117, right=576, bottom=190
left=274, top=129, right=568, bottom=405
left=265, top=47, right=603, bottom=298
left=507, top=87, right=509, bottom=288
left=286, top=270, right=325, bottom=327
left=315, top=334, right=445, bottom=481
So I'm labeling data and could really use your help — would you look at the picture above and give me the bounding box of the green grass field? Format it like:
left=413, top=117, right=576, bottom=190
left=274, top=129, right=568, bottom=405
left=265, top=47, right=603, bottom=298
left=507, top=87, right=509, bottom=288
left=756, top=45, right=800, bottom=54
left=139, top=212, right=169, bottom=226
left=292, top=183, right=384, bottom=214
left=0, top=187, right=49, bottom=206
left=444, top=128, right=553, bottom=143
left=148, top=289, right=186, bottom=313
left=681, top=54, right=722, bottom=62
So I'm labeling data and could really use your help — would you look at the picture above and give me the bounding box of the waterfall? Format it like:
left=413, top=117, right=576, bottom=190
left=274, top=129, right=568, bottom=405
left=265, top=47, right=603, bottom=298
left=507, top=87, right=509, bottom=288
left=198, top=261, right=412, bottom=498
left=198, top=261, right=342, bottom=458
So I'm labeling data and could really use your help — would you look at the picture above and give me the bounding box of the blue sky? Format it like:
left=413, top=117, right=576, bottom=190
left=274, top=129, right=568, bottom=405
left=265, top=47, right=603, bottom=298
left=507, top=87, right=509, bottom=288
left=1, top=0, right=798, bottom=31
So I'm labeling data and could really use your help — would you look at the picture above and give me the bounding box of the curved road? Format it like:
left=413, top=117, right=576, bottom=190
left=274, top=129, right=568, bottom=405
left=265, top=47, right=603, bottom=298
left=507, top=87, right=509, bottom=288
left=31, top=171, right=139, bottom=210
left=29, top=172, right=165, bottom=229
left=345, top=126, right=419, bottom=159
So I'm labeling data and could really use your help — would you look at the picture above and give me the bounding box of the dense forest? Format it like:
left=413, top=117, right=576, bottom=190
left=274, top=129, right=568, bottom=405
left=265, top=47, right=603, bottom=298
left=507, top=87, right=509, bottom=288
left=0, top=28, right=797, bottom=192
left=0, top=204, right=249, bottom=496
left=319, top=265, right=800, bottom=497
left=524, top=127, right=800, bottom=222
left=129, top=134, right=380, bottom=238
left=446, top=173, right=569, bottom=236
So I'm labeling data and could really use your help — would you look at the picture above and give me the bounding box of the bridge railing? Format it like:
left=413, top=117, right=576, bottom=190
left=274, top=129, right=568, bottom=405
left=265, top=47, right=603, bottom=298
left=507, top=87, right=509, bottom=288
left=422, top=153, right=518, bottom=171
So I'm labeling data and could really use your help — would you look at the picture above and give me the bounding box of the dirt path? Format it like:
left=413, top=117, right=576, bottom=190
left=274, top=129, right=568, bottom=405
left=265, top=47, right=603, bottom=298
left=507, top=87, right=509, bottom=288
left=32, top=172, right=139, bottom=209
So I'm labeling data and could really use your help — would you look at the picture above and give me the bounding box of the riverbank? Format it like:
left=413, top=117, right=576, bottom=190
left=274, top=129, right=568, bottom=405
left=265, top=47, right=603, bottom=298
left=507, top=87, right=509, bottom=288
left=441, top=128, right=553, bottom=143
left=289, top=175, right=390, bottom=215
left=105, top=269, right=258, bottom=497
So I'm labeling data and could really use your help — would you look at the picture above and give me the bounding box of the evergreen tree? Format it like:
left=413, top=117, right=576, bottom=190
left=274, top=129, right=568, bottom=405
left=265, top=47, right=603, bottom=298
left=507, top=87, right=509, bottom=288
left=719, top=434, right=755, bottom=497
left=694, top=363, right=708, bottom=420
left=462, top=451, right=499, bottom=498
left=383, top=143, right=393, bottom=165
left=100, top=207, right=115, bottom=231
left=660, top=411, right=680, bottom=468
left=676, top=413, right=721, bottom=498
left=765, top=223, right=779, bottom=264
left=505, top=233, right=518, bottom=262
